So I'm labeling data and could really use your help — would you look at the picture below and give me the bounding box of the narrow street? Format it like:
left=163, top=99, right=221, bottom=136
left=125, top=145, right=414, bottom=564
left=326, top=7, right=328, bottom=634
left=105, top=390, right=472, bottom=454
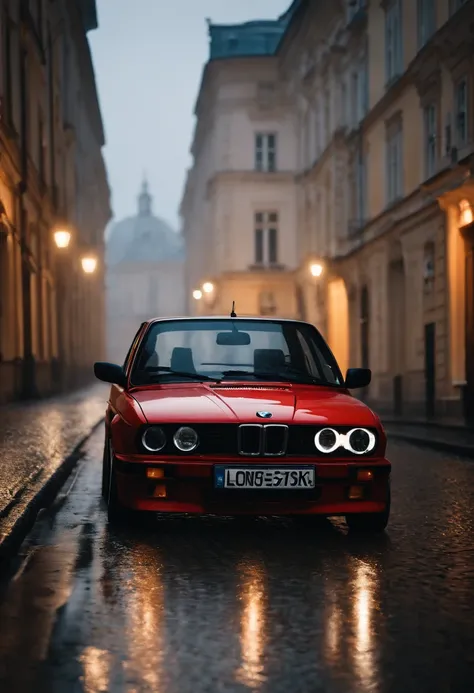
left=0, top=427, right=473, bottom=693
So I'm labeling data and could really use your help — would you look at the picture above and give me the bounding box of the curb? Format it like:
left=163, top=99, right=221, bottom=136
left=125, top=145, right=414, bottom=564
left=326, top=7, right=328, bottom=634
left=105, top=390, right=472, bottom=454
left=0, top=418, right=104, bottom=562
left=386, top=429, right=474, bottom=459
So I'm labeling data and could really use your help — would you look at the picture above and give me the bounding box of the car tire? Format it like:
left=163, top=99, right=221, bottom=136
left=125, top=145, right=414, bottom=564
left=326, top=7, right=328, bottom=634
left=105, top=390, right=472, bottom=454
left=345, top=483, right=391, bottom=533
left=101, top=438, right=110, bottom=500
left=107, top=456, right=130, bottom=525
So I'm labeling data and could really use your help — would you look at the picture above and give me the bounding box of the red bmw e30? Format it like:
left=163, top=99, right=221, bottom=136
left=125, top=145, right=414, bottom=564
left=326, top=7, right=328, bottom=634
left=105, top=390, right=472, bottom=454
left=94, top=315, right=391, bottom=532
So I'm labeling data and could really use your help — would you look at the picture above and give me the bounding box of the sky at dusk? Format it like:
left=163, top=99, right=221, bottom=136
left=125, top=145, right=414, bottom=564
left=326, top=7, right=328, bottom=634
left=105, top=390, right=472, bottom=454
left=88, top=0, right=291, bottom=232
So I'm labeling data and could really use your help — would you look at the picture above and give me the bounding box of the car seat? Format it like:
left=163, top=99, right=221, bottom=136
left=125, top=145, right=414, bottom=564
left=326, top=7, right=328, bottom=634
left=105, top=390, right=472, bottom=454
left=253, top=349, right=286, bottom=373
left=170, top=347, right=196, bottom=373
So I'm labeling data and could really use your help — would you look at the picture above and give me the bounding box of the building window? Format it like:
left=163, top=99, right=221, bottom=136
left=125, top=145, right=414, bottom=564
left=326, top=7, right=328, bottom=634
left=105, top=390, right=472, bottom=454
left=254, top=212, right=278, bottom=266
left=418, top=0, right=435, bottom=49
left=38, top=113, right=46, bottom=182
left=360, top=54, right=369, bottom=117
left=450, top=0, right=468, bottom=15
left=355, top=148, right=367, bottom=224
left=385, top=0, right=403, bottom=84
left=348, top=0, right=367, bottom=21
left=2, top=12, right=13, bottom=125
left=259, top=291, right=277, bottom=316
left=424, top=104, right=437, bottom=178
left=386, top=119, right=403, bottom=204
left=255, top=133, right=277, bottom=172
left=351, top=71, right=359, bottom=126
left=455, top=79, right=468, bottom=147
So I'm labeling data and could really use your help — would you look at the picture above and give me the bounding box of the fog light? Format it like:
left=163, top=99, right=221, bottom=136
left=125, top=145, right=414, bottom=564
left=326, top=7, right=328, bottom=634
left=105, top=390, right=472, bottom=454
left=348, top=485, right=364, bottom=500
left=147, top=467, right=164, bottom=479
left=357, top=469, right=374, bottom=482
left=153, top=483, right=167, bottom=498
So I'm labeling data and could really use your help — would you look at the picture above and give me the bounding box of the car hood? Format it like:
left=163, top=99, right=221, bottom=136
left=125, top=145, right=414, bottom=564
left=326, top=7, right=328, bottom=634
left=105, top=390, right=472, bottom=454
left=130, top=383, right=378, bottom=427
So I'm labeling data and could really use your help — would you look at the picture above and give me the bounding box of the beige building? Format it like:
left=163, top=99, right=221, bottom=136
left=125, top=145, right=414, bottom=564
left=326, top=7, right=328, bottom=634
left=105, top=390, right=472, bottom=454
left=183, top=0, right=474, bottom=422
left=284, top=0, right=474, bottom=420
left=106, top=180, right=185, bottom=365
left=180, top=10, right=299, bottom=319
left=0, top=0, right=111, bottom=403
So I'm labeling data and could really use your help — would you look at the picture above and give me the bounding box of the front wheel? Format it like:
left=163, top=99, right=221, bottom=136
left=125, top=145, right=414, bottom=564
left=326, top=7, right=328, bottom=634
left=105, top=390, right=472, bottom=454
left=107, top=459, right=130, bottom=525
left=345, top=484, right=391, bottom=533
left=101, top=438, right=110, bottom=500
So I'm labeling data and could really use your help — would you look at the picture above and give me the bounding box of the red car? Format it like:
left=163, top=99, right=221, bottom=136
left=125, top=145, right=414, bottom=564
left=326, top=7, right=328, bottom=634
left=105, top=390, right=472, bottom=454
left=94, top=315, right=391, bottom=532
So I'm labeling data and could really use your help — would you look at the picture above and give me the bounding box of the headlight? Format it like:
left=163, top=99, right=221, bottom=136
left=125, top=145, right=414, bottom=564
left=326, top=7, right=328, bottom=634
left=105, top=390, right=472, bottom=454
left=314, top=427, right=376, bottom=455
left=315, top=428, right=341, bottom=453
left=346, top=428, right=376, bottom=454
left=142, top=426, right=166, bottom=452
left=173, top=426, right=199, bottom=452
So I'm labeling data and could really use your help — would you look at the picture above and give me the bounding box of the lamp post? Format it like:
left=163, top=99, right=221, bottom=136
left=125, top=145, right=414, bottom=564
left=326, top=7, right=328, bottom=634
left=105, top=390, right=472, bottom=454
left=53, top=225, right=72, bottom=391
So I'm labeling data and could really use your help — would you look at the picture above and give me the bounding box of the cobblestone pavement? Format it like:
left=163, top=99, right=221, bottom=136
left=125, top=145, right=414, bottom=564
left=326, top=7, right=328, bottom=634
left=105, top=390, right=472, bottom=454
left=0, top=384, right=108, bottom=522
left=0, top=428, right=473, bottom=692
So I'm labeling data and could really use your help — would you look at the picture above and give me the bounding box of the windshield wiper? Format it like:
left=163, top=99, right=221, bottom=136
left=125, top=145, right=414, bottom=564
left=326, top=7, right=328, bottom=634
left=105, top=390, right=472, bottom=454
left=221, top=368, right=324, bottom=385
left=140, top=366, right=219, bottom=382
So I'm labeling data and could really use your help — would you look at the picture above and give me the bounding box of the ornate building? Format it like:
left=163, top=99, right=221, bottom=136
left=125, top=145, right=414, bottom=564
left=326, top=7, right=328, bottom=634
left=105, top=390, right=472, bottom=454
left=180, top=5, right=300, bottom=318
left=0, top=0, right=111, bottom=403
left=284, top=0, right=474, bottom=420
left=183, top=0, right=474, bottom=421
left=106, top=180, right=186, bottom=364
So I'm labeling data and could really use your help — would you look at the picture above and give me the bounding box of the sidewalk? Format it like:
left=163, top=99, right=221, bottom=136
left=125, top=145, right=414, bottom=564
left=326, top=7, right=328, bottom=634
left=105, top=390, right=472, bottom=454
left=0, top=383, right=108, bottom=558
left=383, top=417, right=474, bottom=459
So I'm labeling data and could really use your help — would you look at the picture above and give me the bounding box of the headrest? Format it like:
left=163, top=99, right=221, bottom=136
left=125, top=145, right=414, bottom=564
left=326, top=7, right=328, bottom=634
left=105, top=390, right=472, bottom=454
left=170, top=347, right=196, bottom=373
left=253, top=349, right=286, bottom=372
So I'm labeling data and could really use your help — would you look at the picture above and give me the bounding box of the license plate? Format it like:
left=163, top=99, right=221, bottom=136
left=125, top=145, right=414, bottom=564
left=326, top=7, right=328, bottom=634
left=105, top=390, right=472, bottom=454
left=214, top=466, right=315, bottom=489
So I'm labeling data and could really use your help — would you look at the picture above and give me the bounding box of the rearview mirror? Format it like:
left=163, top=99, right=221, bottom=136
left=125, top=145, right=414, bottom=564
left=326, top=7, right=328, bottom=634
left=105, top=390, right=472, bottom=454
left=216, top=331, right=251, bottom=346
left=345, top=368, right=371, bottom=390
left=94, top=361, right=127, bottom=388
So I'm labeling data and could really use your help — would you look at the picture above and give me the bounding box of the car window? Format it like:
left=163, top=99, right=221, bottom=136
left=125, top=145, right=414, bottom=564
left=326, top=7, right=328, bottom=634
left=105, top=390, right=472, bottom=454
left=130, top=319, right=343, bottom=387
left=123, top=323, right=146, bottom=372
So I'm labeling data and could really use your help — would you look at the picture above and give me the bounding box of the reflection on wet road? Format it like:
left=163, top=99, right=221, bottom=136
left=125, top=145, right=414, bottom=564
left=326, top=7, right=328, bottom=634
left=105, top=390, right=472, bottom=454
left=1, top=428, right=474, bottom=692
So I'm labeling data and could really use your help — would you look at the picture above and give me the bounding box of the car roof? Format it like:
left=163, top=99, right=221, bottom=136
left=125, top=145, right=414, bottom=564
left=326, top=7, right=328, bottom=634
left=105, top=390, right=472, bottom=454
left=146, top=315, right=312, bottom=327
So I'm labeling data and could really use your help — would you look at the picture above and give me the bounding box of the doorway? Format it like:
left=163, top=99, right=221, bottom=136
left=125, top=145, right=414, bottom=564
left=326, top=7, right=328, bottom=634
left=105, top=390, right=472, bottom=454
left=461, top=222, right=474, bottom=424
left=388, top=254, right=406, bottom=416
left=424, top=322, right=436, bottom=419
left=360, top=285, right=370, bottom=400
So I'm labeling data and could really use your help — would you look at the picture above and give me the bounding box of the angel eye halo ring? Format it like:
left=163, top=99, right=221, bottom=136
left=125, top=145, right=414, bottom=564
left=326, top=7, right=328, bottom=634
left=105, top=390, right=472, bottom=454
left=142, top=426, right=166, bottom=452
left=346, top=427, right=376, bottom=454
left=173, top=426, right=199, bottom=452
left=314, top=427, right=376, bottom=454
left=314, top=428, right=341, bottom=453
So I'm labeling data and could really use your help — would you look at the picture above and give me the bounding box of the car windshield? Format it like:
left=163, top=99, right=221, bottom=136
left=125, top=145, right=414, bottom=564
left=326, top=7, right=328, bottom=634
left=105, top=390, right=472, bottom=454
left=130, top=319, right=344, bottom=387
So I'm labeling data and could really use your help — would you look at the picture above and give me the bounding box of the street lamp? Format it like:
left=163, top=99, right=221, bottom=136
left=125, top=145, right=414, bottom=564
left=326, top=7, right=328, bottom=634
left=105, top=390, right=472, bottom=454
left=310, top=262, right=324, bottom=278
left=81, top=255, right=97, bottom=274
left=53, top=229, right=71, bottom=249
left=193, top=289, right=202, bottom=300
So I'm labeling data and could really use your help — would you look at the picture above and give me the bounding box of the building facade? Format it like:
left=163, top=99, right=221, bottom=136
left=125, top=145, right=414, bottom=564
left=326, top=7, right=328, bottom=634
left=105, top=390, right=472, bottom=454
left=0, top=0, right=111, bottom=403
left=284, top=0, right=474, bottom=420
left=106, top=180, right=186, bottom=365
left=180, top=8, right=300, bottom=319
left=183, top=0, right=474, bottom=421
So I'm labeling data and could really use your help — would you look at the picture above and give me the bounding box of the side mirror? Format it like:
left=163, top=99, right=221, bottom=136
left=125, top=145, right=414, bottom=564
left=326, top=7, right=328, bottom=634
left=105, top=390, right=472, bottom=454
left=94, top=361, right=127, bottom=388
left=345, top=367, right=371, bottom=390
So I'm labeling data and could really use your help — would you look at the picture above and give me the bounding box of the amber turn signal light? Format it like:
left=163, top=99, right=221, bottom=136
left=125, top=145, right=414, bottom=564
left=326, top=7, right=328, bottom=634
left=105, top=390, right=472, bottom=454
left=147, top=467, right=165, bottom=479
left=356, top=469, right=374, bottom=482
left=348, top=485, right=365, bottom=500
left=153, top=484, right=167, bottom=498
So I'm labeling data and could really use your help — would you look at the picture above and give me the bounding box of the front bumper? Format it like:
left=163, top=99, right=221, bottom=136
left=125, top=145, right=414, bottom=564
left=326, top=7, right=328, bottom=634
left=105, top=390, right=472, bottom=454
left=113, top=455, right=391, bottom=516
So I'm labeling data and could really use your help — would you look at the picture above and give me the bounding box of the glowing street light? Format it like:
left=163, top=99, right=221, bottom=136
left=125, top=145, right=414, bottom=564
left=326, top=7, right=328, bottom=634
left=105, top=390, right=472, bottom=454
left=202, top=282, right=214, bottom=294
left=310, top=262, right=324, bottom=278
left=53, top=229, right=71, bottom=249
left=81, top=255, right=97, bottom=274
left=193, top=289, right=202, bottom=300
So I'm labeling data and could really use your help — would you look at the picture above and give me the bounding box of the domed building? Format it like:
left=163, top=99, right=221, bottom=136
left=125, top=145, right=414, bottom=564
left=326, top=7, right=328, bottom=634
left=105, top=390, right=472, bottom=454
left=105, top=180, right=186, bottom=363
